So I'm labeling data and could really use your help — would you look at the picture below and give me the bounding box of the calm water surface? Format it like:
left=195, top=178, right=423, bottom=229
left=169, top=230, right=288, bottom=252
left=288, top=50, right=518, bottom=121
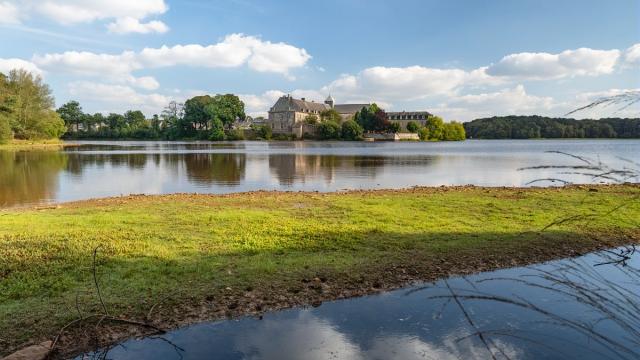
left=1, top=139, right=639, bottom=207
left=78, top=248, right=640, bottom=360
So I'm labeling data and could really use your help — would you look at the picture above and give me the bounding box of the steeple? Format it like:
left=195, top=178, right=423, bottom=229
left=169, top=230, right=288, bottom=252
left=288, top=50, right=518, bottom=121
left=324, top=94, right=335, bottom=108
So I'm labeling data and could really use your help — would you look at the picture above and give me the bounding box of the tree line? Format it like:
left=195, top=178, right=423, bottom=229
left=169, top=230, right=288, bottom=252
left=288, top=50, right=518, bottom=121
left=0, top=70, right=66, bottom=144
left=464, top=116, right=640, bottom=139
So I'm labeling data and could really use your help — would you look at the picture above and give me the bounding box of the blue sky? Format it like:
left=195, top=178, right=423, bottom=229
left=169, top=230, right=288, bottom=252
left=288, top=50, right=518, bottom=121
left=1, top=0, right=639, bottom=120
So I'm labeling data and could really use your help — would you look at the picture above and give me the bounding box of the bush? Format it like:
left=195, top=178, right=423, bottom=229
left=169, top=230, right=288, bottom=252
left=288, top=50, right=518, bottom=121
left=425, top=116, right=445, bottom=140
left=388, top=122, right=400, bottom=134
left=225, top=129, right=245, bottom=140
left=418, top=127, right=429, bottom=141
left=317, top=121, right=341, bottom=140
left=304, top=114, right=318, bottom=125
left=406, top=121, right=419, bottom=133
left=251, top=125, right=272, bottom=140
left=341, top=120, right=363, bottom=140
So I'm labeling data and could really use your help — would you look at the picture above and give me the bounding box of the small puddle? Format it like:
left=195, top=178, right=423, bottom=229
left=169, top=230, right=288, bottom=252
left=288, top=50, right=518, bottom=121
left=77, top=247, right=639, bottom=360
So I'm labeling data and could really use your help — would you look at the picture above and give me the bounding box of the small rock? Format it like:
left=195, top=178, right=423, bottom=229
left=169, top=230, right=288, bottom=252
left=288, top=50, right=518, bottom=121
left=3, top=341, right=52, bottom=360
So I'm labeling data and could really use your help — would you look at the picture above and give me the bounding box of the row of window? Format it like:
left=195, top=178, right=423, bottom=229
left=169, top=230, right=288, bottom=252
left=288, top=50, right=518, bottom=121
left=389, top=114, right=429, bottom=120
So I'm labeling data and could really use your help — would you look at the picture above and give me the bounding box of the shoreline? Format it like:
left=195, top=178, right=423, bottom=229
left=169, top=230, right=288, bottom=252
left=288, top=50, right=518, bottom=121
left=1, top=185, right=639, bottom=358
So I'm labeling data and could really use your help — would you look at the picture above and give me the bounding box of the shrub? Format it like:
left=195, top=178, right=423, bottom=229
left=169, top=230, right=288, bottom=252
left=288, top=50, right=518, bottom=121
left=406, top=121, right=419, bottom=133
left=388, top=122, right=400, bottom=134
left=341, top=120, right=364, bottom=140
left=304, top=114, right=318, bottom=125
left=317, top=121, right=341, bottom=140
left=418, top=127, right=429, bottom=141
left=225, top=128, right=245, bottom=140
left=251, top=125, right=272, bottom=140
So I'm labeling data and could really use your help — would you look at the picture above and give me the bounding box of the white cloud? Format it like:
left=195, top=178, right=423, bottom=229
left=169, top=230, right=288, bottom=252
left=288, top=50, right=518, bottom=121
left=36, top=0, right=168, bottom=25
left=486, top=47, right=621, bottom=80
left=3, top=0, right=168, bottom=34
left=68, top=81, right=170, bottom=114
left=33, top=50, right=139, bottom=77
left=0, top=58, right=43, bottom=76
left=107, top=17, right=168, bottom=34
left=126, top=75, right=160, bottom=90
left=624, top=43, right=640, bottom=65
left=0, top=1, right=20, bottom=24
left=35, top=34, right=311, bottom=81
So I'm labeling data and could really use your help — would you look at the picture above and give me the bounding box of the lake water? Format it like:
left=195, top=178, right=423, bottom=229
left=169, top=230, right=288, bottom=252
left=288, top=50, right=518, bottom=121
left=77, top=247, right=640, bottom=360
left=1, top=139, right=639, bottom=207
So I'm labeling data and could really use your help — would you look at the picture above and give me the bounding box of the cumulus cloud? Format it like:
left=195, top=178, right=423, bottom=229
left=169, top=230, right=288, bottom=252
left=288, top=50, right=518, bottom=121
left=68, top=81, right=170, bottom=114
left=3, top=0, right=168, bottom=34
left=486, top=47, right=621, bottom=80
left=0, top=58, right=43, bottom=76
left=624, top=43, right=640, bottom=65
left=0, top=1, right=20, bottom=24
left=34, top=34, right=311, bottom=81
left=107, top=17, right=169, bottom=34
left=37, top=0, right=167, bottom=24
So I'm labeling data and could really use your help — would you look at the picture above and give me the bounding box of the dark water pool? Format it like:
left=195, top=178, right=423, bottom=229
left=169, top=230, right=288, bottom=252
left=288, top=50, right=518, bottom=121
left=77, top=247, right=640, bottom=360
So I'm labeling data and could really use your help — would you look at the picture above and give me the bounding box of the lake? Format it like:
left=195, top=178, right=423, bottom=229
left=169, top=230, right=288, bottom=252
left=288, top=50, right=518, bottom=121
left=1, top=139, right=639, bottom=207
left=77, top=246, right=640, bottom=360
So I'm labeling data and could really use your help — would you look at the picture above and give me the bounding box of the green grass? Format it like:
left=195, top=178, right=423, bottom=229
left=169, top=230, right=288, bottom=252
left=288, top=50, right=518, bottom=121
left=1, top=186, right=639, bottom=353
left=0, top=139, right=68, bottom=151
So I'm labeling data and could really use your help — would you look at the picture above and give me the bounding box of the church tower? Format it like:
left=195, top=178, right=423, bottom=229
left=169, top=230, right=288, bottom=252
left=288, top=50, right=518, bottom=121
left=324, top=95, right=335, bottom=108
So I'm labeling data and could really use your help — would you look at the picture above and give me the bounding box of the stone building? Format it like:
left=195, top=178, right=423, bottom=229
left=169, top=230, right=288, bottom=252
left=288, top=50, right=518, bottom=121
left=267, top=95, right=432, bottom=136
left=387, top=111, right=433, bottom=131
left=267, top=95, right=368, bottom=137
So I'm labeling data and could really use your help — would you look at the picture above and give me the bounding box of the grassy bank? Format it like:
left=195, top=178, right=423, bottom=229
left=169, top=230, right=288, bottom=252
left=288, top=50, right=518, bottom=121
left=1, top=185, right=639, bottom=356
left=0, top=139, right=71, bottom=151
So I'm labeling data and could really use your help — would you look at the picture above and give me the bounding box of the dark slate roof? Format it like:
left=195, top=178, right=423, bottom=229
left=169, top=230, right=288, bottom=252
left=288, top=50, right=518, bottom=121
left=387, top=111, right=432, bottom=120
left=270, top=95, right=329, bottom=113
left=334, top=104, right=370, bottom=114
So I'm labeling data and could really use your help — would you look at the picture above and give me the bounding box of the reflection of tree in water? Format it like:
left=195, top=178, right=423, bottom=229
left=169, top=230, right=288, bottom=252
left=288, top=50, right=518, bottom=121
left=268, top=154, right=438, bottom=186
left=64, top=153, right=149, bottom=176
left=183, top=153, right=246, bottom=185
left=0, top=151, right=67, bottom=207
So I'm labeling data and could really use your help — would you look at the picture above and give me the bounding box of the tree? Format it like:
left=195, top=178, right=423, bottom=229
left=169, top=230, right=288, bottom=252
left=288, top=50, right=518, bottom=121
left=425, top=116, right=445, bottom=140
left=341, top=120, right=363, bottom=140
left=251, top=124, right=272, bottom=140
left=388, top=121, right=400, bottom=133
left=320, top=108, right=342, bottom=123
left=209, top=117, right=225, bottom=141
left=1, top=69, right=65, bottom=140
left=304, top=114, right=318, bottom=124
left=317, top=121, right=340, bottom=140
left=184, top=95, right=214, bottom=131
left=443, top=121, right=466, bottom=141
left=418, top=127, right=429, bottom=141
left=57, top=101, right=84, bottom=133
left=406, top=121, right=419, bottom=133
left=208, top=94, right=245, bottom=128
left=0, top=113, right=11, bottom=143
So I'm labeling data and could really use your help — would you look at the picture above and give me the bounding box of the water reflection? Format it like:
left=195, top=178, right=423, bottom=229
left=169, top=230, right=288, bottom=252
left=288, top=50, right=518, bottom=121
left=0, top=151, right=66, bottom=207
left=78, top=248, right=639, bottom=360
left=1, top=140, right=638, bottom=207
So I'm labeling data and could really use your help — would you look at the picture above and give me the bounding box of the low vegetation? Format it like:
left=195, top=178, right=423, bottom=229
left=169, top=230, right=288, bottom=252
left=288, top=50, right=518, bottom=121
left=1, top=185, right=639, bottom=355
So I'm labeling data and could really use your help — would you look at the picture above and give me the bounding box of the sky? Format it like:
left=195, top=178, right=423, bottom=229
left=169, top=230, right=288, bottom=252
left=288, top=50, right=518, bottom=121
left=0, top=0, right=639, bottom=121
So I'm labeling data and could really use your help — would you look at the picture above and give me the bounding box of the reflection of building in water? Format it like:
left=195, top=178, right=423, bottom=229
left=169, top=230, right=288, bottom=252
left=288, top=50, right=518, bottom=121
left=268, top=155, right=337, bottom=186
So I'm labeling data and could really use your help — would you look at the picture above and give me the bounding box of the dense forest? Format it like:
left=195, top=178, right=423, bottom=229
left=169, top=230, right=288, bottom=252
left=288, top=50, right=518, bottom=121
left=0, top=70, right=66, bottom=144
left=464, top=116, right=640, bottom=139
